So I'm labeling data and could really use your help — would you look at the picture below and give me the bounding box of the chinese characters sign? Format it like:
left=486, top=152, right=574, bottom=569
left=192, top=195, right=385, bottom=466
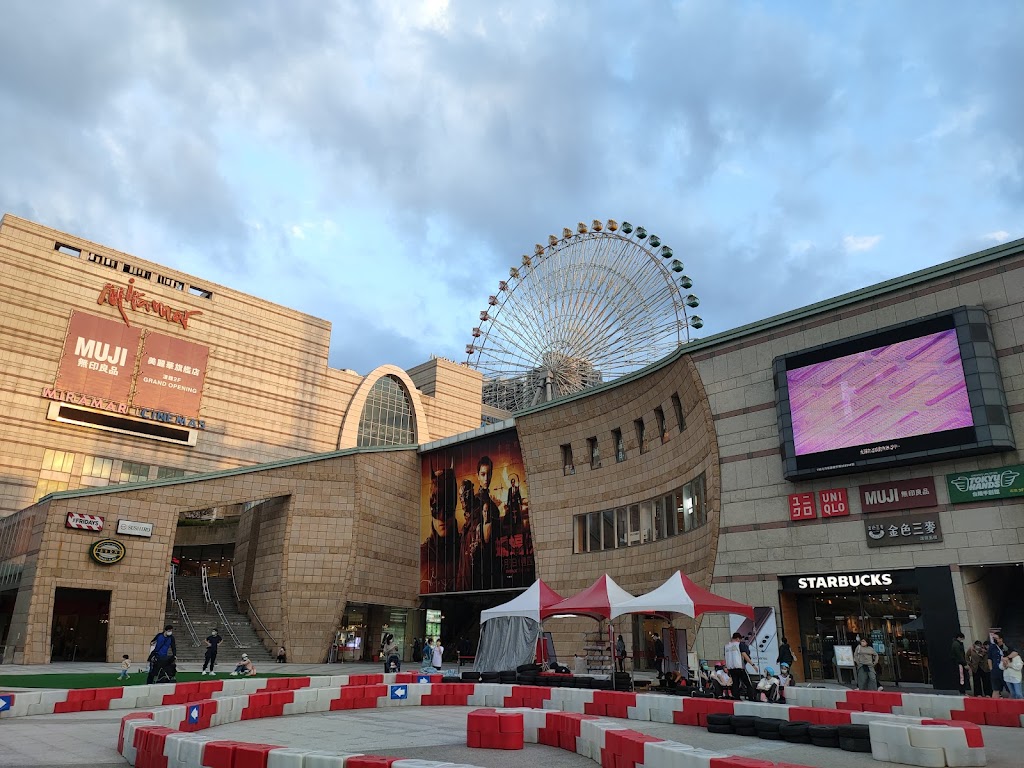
left=819, top=488, right=850, bottom=517
left=864, top=511, right=943, bottom=548
left=789, top=493, right=816, bottom=521
left=946, top=465, right=1024, bottom=504
left=55, top=311, right=142, bottom=403
left=859, top=477, right=937, bottom=513
left=133, top=333, right=210, bottom=418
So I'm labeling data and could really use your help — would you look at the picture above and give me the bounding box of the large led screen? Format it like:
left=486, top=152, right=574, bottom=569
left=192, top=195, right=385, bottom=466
left=420, top=429, right=534, bottom=595
left=774, top=307, right=1014, bottom=480
left=787, top=329, right=973, bottom=455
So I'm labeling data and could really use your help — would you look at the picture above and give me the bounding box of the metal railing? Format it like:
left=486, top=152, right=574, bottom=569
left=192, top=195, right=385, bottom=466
left=229, top=566, right=278, bottom=647
left=176, top=599, right=201, bottom=647
left=213, top=600, right=245, bottom=648
left=201, top=565, right=212, bottom=603
left=168, top=568, right=177, bottom=602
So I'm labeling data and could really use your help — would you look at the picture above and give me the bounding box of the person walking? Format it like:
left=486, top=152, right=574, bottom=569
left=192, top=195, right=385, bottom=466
left=421, top=638, right=435, bottom=673
left=653, top=633, right=666, bottom=677
left=968, top=640, right=991, bottom=697
left=951, top=633, right=968, bottom=695
left=147, top=625, right=176, bottom=685
left=432, top=637, right=445, bottom=671
left=117, top=654, right=131, bottom=680
left=777, top=637, right=795, bottom=669
left=615, top=635, right=627, bottom=673
left=202, top=628, right=222, bottom=675
left=854, top=638, right=880, bottom=691
left=725, top=632, right=755, bottom=701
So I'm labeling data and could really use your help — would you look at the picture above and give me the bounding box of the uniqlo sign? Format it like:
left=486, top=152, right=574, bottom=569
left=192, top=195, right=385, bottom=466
left=789, top=493, right=817, bottom=521
left=819, top=488, right=850, bottom=517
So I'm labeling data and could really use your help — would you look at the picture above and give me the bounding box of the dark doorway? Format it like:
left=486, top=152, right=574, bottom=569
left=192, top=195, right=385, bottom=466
left=0, top=589, right=16, bottom=661
left=50, top=588, right=111, bottom=662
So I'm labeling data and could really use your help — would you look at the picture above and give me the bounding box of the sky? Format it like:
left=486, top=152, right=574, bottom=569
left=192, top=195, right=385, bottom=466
left=1, top=1, right=1020, bottom=375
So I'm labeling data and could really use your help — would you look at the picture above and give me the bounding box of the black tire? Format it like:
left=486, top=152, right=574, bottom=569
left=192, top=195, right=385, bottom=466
left=498, top=671, right=517, bottom=683
left=810, top=736, right=840, bottom=749
left=706, top=713, right=733, bottom=726
left=735, top=727, right=758, bottom=737
left=707, top=723, right=735, bottom=734
left=839, top=737, right=872, bottom=753
left=461, top=671, right=481, bottom=682
left=779, top=721, right=811, bottom=744
left=837, top=724, right=870, bottom=740
left=753, top=718, right=785, bottom=735
left=730, top=715, right=755, bottom=729
left=808, top=724, right=840, bottom=749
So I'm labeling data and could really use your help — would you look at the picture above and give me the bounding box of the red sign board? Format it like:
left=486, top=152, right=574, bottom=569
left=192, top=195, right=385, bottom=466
left=859, top=477, right=937, bottom=513
left=789, top=493, right=817, bottom=521
left=55, top=311, right=142, bottom=404
left=132, top=332, right=210, bottom=418
left=819, top=488, right=850, bottom=517
left=66, top=512, right=104, bottom=532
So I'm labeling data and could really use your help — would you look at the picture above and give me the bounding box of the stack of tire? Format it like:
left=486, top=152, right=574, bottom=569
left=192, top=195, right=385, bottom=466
left=706, top=715, right=871, bottom=753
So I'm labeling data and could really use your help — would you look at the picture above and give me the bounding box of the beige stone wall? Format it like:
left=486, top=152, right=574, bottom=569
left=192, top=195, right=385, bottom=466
left=407, top=358, right=484, bottom=440
left=692, top=247, right=1024, bottom=659
left=0, top=215, right=483, bottom=518
left=515, top=354, right=720, bottom=660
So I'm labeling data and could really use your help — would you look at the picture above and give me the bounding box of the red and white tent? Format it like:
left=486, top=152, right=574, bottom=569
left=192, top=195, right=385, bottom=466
left=540, top=574, right=635, bottom=621
left=610, top=570, right=754, bottom=620
left=480, top=579, right=565, bottom=624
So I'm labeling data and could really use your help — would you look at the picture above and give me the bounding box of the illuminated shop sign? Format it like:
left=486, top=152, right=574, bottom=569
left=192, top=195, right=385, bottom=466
left=946, top=464, right=1024, bottom=503
left=41, top=388, right=206, bottom=430
left=859, top=477, right=937, bottom=513
left=98, top=278, right=202, bottom=330
left=795, top=572, right=894, bottom=590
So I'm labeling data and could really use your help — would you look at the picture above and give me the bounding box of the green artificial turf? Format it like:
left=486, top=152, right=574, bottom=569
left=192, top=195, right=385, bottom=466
left=0, top=671, right=301, bottom=690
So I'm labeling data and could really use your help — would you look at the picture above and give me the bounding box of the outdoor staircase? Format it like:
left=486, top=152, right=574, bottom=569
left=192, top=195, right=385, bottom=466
left=165, top=576, right=273, bottom=665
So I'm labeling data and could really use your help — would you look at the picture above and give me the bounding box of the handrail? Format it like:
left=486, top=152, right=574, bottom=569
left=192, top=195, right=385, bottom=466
left=230, top=566, right=241, bottom=604
left=213, top=600, right=244, bottom=648
left=229, top=566, right=277, bottom=647
left=168, top=568, right=177, bottom=602
left=201, top=565, right=212, bottom=603
left=176, top=599, right=201, bottom=647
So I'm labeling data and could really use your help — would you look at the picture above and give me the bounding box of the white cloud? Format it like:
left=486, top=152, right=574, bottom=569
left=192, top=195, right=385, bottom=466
left=843, top=235, right=882, bottom=253
left=982, top=230, right=1010, bottom=243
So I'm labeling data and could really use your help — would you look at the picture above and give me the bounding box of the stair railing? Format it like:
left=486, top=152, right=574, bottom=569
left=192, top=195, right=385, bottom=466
left=168, top=568, right=177, bottom=602
left=228, top=567, right=278, bottom=648
left=201, top=565, right=212, bottom=603
left=213, top=600, right=245, bottom=648
left=176, top=599, right=201, bottom=647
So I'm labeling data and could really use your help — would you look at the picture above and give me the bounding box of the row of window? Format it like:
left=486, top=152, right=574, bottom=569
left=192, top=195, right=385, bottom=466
left=573, top=473, right=708, bottom=554
left=34, top=449, right=187, bottom=501
left=55, top=241, right=214, bottom=299
left=562, top=392, right=686, bottom=474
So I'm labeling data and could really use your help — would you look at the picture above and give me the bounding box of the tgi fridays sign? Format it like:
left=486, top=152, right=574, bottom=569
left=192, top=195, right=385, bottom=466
left=66, top=512, right=104, bottom=532
left=947, top=465, right=1024, bottom=504
left=865, top=510, right=943, bottom=548
left=859, top=477, right=937, bottom=513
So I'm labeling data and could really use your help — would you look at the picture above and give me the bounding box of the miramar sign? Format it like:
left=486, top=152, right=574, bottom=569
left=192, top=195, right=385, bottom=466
left=98, top=278, right=202, bottom=330
left=41, top=388, right=207, bottom=430
left=946, top=464, right=1024, bottom=504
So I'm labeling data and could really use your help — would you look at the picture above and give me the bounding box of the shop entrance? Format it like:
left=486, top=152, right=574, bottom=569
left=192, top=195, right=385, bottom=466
left=50, top=588, right=110, bottom=662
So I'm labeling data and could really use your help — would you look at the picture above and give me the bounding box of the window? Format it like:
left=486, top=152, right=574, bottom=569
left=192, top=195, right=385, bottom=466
left=42, top=449, right=75, bottom=473
left=664, top=493, right=678, bottom=537
left=54, top=242, right=81, bottom=257
left=629, top=504, right=640, bottom=544
left=356, top=375, right=415, bottom=447
left=588, top=437, right=601, bottom=469
left=561, top=444, right=575, bottom=476
left=82, top=456, right=113, bottom=480
left=157, top=274, right=186, bottom=291
left=120, top=461, right=152, bottom=484
left=655, top=407, right=668, bottom=444
left=34, top=479, right=68, bottom=501
left=672, top=393, right=686, bottom=432
left=616, top=508, right=627, bottom=546
left=680, top=473, right=708, bottom=532
left=189, top=286, right=213, bottom=299
left=588, top=511, right=602, bottom=552
left=640, top=501, right=654, bottom=543
left=654, top=497, right=667, bottom=539
left=575, top=516, right=588, bottom=553
left=602, top=509, right=616, bottom=551
left=88, top=252, right=119, bottom=270
left=613, top=429, right=625, bottom=462
left=635, top=418, right=646, bottom=454
left=157, top=466, right=186, bottom=479
left=122, top=263, right=152, bottom=279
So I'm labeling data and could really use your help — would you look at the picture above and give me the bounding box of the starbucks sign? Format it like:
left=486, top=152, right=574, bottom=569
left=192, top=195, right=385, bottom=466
left=946, top=464, right=1024, bottom=504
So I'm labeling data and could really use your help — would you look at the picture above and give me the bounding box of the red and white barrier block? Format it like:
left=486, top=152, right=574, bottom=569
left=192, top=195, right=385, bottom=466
left=869, top=719, right=986, bottom=767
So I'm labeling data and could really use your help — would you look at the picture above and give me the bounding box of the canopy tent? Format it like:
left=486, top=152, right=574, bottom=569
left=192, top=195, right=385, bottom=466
left=541, top=574, right=636, bottom=621
left=610, top=570, right=754, bottom=620
left=479, top=579, right=565, bottom=624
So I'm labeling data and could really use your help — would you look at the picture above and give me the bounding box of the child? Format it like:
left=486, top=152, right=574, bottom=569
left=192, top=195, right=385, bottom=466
left=117, top=654, right=131, bottom=680
left=711, top=664, right=733, bottom=699
left=777, top=662, right=793, bottom=703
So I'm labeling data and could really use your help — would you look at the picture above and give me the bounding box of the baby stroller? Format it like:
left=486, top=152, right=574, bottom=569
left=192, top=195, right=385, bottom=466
left=387, top=654, right=401, bottom=673
left=152, top=654, right=177, bottom=683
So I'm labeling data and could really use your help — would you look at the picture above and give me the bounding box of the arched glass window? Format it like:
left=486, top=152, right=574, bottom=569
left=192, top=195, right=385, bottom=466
left=356, top=375, right=415, bottom=447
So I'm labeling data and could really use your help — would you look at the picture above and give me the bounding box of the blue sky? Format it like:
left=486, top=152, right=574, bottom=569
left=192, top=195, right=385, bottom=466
left=0, top=1, right=1020, bottom=374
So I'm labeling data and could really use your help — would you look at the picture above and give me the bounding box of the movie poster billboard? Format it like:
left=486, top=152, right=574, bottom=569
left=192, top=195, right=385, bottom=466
left=55, top=311, right=142, bottom=403
left=420, top=429, right=534, bottom=594
left=133, top=331, right=210, bottom=417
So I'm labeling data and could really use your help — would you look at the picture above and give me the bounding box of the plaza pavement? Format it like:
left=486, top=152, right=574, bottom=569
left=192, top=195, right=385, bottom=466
left=2, top=662, right=1023, bottom=768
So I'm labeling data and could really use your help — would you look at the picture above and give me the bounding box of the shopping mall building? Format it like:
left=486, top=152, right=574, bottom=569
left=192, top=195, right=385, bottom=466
left=0, top=213, right=1021, bottom=693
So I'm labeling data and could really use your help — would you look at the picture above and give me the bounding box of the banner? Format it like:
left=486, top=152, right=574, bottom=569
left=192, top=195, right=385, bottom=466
left=946, top=464, right=1024, bottom=503
left=132, top=332, right=210, bottom=418
left=420, top=429, right=534, bottom=594
left=54, top=311, right=142, bottom=403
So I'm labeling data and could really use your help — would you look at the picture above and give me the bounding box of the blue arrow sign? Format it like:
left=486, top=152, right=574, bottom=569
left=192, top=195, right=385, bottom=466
left=417, top=675, right=431, bottom=684
left=187, top=706, right=200, bottom=723
left=0, top=695, right=12, bottom=712
left=389, top=685, right=408, bottom=700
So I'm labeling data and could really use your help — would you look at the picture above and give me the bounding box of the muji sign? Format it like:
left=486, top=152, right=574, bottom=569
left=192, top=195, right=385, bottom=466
left=819, top=488, right=850, bottom=517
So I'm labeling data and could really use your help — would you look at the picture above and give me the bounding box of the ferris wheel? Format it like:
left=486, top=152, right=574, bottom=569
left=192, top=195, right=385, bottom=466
left=465, top=219, right=702, bottom=414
